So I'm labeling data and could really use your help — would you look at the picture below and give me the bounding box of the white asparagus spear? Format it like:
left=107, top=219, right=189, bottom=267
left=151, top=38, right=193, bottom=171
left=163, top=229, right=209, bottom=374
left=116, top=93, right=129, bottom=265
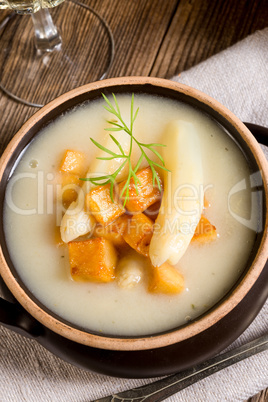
left=60, top=201, right=96, bottom=243
left=116, top=253, right=144, bottom=289
left=149, top=120, right=203, bottom=267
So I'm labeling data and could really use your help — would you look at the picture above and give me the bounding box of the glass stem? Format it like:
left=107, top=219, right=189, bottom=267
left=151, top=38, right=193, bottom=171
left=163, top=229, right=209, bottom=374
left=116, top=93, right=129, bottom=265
left=31, top=8, right=62, bottom=54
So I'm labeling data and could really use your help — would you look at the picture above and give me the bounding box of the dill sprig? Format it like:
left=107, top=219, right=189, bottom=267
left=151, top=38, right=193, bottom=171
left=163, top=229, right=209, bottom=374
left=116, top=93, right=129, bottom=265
left=82, top=93, right=169, bottom=205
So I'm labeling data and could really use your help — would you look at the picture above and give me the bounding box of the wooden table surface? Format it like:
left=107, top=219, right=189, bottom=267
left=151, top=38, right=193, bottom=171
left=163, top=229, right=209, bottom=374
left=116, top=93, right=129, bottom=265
left=0, top=0, right=267, bottom=400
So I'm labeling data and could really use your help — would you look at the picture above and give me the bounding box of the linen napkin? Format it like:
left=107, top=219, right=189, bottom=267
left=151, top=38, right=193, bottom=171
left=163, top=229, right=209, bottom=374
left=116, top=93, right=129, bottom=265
left=0, top=28, right=268, bottom=402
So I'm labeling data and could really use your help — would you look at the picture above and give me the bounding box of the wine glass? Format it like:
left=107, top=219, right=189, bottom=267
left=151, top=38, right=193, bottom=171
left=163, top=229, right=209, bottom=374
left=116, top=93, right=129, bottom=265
left=0, top=0, right=114, bottom=107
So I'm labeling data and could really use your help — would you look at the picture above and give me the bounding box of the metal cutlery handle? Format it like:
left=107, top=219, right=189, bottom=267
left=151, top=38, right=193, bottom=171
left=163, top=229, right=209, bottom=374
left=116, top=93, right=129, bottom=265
left=93, top=333, right=268, bottom=402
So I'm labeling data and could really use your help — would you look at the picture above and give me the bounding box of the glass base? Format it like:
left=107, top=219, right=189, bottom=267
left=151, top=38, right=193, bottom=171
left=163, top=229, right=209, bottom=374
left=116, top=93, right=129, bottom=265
left=0, top=1, right=114, bottom=107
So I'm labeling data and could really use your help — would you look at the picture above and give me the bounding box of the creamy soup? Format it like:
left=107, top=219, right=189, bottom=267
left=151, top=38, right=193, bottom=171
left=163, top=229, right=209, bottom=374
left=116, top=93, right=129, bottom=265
left=3, top=94, right=258, bottom=336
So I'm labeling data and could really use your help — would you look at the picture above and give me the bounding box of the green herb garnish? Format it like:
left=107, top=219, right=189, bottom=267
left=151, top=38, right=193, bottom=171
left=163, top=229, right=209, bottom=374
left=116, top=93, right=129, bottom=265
left=81, top=93, right=169, bottom=205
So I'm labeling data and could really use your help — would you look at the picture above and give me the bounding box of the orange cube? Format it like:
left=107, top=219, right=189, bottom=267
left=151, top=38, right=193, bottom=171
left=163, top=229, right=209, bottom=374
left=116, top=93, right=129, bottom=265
left=117, top=167, right=162, bottom=212
left=192, top=215, right=217, bottom=243
left=148, top=262, right=184, bottom=294
left=68, top=237, right=117, bottom=282
left=60, top=150, right=87, bottom=176
left=85, top=184, right=125, bottom=225
left=93, top=214, right=129, bottom=247
left=123, top=213, right=154, bottom=256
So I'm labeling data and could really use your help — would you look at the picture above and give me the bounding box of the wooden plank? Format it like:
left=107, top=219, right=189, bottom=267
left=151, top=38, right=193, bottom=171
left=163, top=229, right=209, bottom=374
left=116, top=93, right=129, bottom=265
left=150, top=0, right=268, bottom=78
left=0, top=0, right=177, bottom=151
left=102, top=0, right=178, bottom=77
left=248, top=389, right=268, bottom=402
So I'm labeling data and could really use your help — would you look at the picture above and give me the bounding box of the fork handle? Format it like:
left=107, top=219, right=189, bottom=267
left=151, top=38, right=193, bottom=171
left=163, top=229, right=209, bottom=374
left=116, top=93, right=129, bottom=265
left=94, top=333, right=268, bottom=402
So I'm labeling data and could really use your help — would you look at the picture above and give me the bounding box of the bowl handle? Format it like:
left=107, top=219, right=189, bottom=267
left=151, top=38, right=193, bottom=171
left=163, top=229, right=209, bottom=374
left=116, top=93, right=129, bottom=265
left=0, top=297, right=44, bottom=338
left=0, top=277, right=44, bottom=338
left=244, top=122, right=268, bottom=147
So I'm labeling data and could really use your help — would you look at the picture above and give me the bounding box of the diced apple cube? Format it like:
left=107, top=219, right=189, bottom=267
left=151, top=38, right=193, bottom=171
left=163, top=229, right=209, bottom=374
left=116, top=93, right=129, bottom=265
left=117, top=167, right=162, bottom=212
left=59, top=150, right=87, bottom=176
left=85, top=184, right=125, bottom=225
left=68, top=237, right=117, bottom=282
left=148, top=262, right=184, bottom=294
left=123, top=213, right=154, bottom=256
left=93, top=214, right=129, bottom=247
left=192, top=215, right=217, bottom=243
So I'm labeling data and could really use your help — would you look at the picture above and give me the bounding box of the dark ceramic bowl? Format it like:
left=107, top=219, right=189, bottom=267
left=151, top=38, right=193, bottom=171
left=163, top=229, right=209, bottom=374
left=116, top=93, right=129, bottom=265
left=0, top=77, right=268, bottom=377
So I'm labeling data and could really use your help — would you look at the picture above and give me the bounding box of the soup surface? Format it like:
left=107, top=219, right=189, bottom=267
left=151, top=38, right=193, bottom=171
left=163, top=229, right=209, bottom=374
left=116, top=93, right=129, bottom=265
left=4, top=94, right=258, bottom=336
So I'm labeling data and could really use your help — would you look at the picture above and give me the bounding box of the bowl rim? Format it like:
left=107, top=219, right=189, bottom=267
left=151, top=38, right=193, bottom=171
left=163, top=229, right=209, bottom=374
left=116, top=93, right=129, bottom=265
left=0, top=76, right=267, bottom=351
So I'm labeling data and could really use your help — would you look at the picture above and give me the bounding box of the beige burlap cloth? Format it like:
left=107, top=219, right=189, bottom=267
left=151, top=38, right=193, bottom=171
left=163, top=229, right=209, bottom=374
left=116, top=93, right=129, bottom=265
left=0, top=28, right=268, bottom=401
